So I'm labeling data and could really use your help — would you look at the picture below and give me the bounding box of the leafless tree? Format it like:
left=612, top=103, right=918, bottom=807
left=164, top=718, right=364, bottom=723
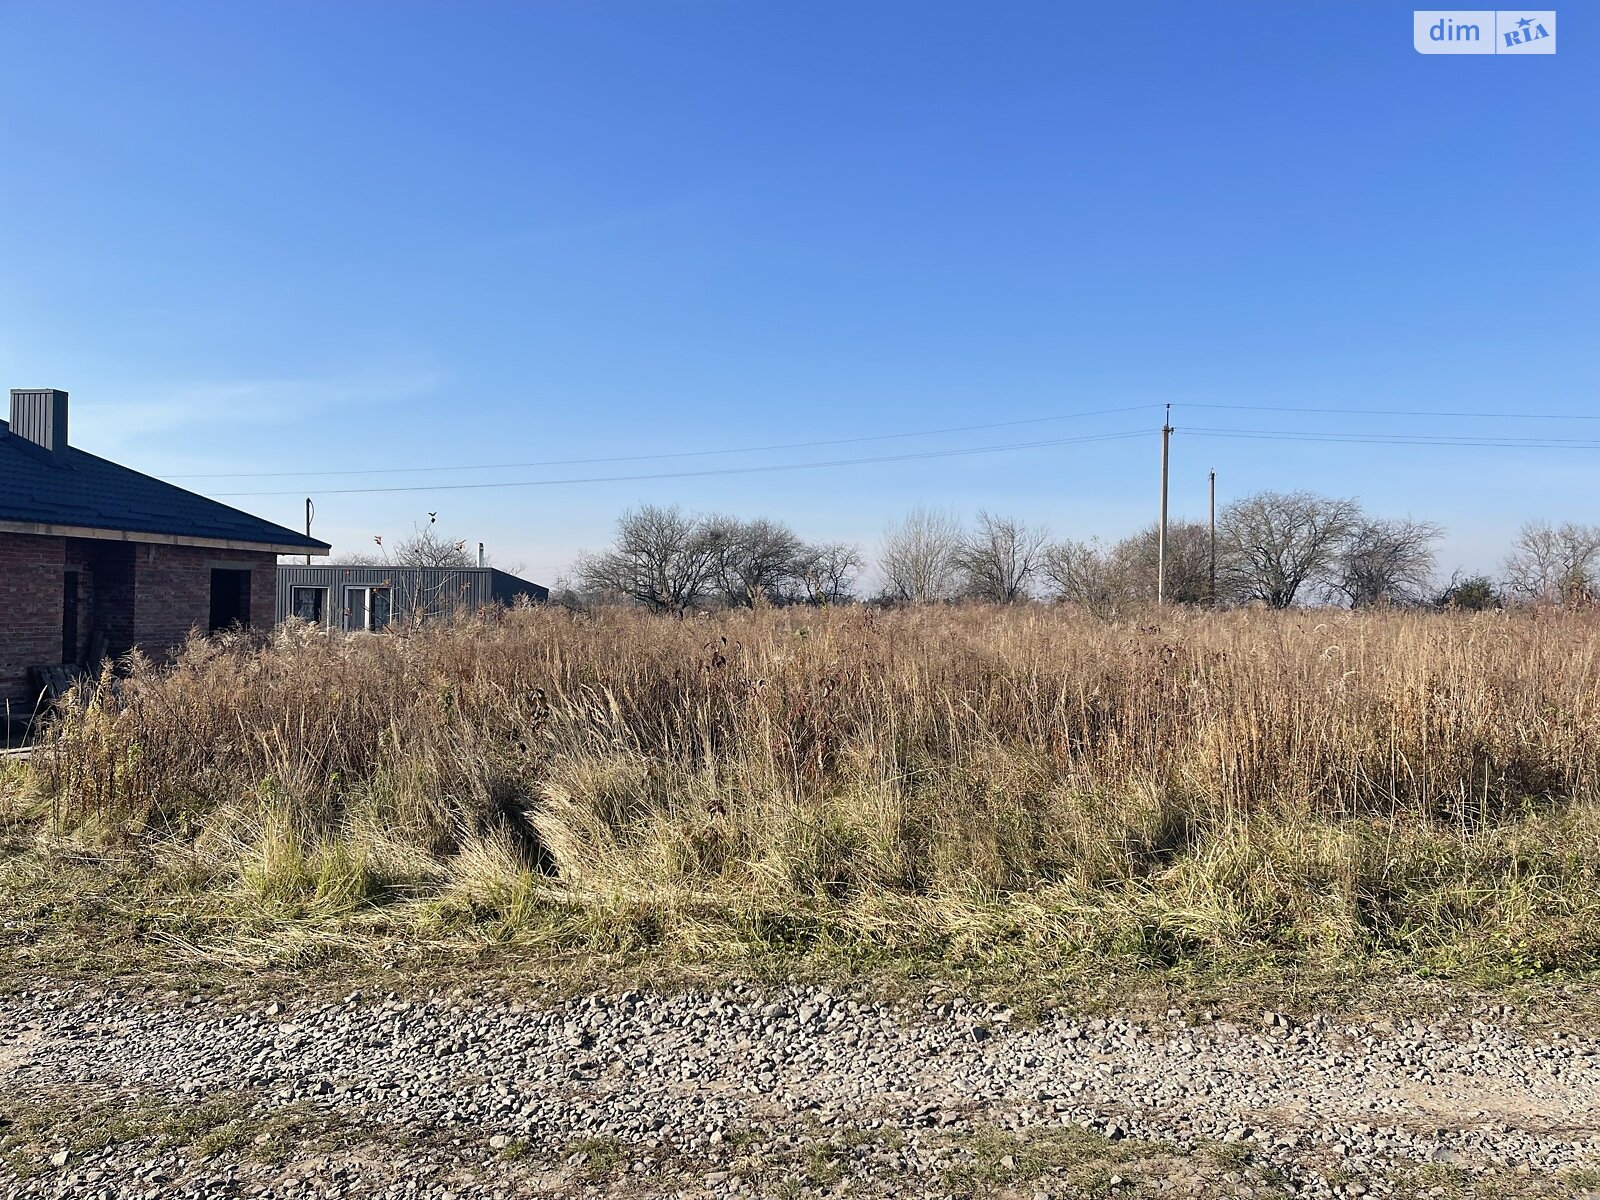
left=1336, top=517, right=1443, bottom=607
left=955, top=512, right=1048, bottom=602
left=1502, top=521, right=1600, bottom=605
left=1040, top=538, right=1126, bottom=613
left=1039, top=522, right=1213, bottom=610
left=572, top=504, right=725, bottom=614
left=796, top=541, right=864, bottom=604
left=710, top=517, right=808, bottom=607
left=879, top=507, right=963, bottom=603
left=546, top=575, right=591, bottom=612
left=336, top=523, right=475, bottom=568
left=1109, top=520, right=1215, bottom=605
left=391, top=525, right=475, bottom=568
left=1218, top=490, right=1363, bottom=608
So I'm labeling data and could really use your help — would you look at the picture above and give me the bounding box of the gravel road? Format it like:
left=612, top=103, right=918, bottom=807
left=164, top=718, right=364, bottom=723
left=3, top=981, right=1598, bottom=1199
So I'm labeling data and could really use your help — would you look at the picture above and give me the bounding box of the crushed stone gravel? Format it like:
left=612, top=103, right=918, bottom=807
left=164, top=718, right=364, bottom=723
left=3, top=981, right=1598, bottom=1198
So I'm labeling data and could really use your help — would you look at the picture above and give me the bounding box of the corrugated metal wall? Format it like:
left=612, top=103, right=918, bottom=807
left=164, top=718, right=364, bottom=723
left=8, top=389, right=68, bottom=454
left=276, top=566, right=510, bottom=627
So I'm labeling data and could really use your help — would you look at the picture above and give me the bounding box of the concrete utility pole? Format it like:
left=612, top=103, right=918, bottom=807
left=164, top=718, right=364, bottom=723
left=1157, top=405, right=1172, bottom=604
left=305, top=498, right=315, bottom=566
left=1208, top=469, right=1217, bottom=607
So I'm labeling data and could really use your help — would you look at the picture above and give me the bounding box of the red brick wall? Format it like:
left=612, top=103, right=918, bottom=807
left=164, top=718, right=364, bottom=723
left=62, top=539, right=96, bottom=666
left=85, top=540, right=136, bottom=653
left=130, top=544, right=276, bottom=657
left=0, top=532, right=64, bottom=709
left=250, top=555, right=277, bottom=630
left=2, top=535, right=278, bottom=707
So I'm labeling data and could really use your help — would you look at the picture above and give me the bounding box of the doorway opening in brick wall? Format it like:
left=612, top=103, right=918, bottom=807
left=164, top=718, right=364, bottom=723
left=208, top=568, right=252, bottom=632
left=61, top=571, right=80, bottom=662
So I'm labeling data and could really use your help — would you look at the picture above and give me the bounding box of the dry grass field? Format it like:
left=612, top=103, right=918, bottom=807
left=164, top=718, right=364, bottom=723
left=4, top=603, right=1599, bottom=1003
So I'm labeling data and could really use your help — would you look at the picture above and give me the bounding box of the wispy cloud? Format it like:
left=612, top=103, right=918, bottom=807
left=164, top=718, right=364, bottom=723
left=69, top=360, right=449, bottom=460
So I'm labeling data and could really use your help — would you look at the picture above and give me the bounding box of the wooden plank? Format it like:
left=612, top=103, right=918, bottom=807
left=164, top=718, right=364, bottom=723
left=29, top=664, right=84, bottom=703
left=87, top=630, right=108, bottom=674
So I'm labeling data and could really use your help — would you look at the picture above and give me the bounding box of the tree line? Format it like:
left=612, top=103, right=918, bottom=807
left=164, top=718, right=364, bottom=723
left=556, top=494, right=1600, bottom=613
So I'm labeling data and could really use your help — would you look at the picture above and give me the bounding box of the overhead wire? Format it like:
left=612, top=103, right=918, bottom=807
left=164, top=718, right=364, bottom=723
left=208, top=428, right=1150, bottom=498
left=1184, top=426, right=1600, bottom=449
left=1182, top=402, right=1599, bottom=421
left=191, top=400, right=1600, bottom=499
left=172, top=403, right=1161, bottom=480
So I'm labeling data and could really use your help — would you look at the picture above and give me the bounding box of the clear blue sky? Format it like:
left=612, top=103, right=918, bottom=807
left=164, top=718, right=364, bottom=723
left=2, top=2, right=1594, bottom=585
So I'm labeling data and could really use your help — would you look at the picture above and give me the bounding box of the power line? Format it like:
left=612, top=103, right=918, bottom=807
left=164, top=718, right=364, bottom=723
left=179, top=400, right=1600, bottom=495
left=173, top=399, right=1599, bottom=484
left=208, top=428, right=1150, bottom=499
left=1186, top=427, right=1600, bottom=449
left=170, top=403, right=1161, bottom=480
left=1184, top=404, right=1593, bottom=422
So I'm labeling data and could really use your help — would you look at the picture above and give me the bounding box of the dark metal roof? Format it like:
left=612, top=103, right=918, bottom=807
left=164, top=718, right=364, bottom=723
left=0, top=419, right=330, bottom=552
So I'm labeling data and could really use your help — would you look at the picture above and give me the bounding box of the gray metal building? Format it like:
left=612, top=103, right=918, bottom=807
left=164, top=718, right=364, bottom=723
left=276, top=565, right=548, bottom=631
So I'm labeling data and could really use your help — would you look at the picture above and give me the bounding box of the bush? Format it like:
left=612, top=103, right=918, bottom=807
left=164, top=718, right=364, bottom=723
left=1437, top=574, right=1500, bottom=611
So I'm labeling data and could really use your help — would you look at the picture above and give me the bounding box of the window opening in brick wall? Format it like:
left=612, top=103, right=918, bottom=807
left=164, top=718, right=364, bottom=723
left=208, top=568, right=252, bottom=632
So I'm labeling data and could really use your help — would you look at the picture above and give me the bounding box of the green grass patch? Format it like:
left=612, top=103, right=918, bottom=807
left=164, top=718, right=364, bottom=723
left=561, top=1135, right=627, bottom=1180
left=0, top=1087, right=381, bottom=1179
left=939, top=1123, right=1163, bottom=1192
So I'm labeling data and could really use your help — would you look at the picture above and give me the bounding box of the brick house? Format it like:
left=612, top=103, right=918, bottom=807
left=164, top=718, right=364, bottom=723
left=1, top=388, right=329, bottom=712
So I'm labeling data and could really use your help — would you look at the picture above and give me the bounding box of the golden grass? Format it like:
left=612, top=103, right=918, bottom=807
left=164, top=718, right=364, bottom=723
left=8, top=603, right=1600, bottom=982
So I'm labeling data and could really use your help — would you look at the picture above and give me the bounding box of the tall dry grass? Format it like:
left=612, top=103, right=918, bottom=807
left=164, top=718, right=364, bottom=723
left=18, top=604, right=1600, bottom=976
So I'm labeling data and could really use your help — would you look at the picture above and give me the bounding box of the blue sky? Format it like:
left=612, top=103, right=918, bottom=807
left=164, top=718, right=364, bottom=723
left=2, top=2, right=1594, bottom=585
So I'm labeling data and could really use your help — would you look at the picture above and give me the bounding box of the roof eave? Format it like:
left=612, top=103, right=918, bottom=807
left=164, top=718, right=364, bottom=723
left=0, top=519, right=331, bottom=556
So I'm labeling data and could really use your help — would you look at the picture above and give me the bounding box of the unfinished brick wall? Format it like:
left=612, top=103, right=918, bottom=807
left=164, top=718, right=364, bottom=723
left=85, top=540, right=136, bottom=655
left=2, top=536, right=278, bottom=707
left=130, top=544, right=277, bottom=657
left=59, top=538, right=137, bottom=664
left=61, top=539, right=96, bottom=666
left=0, top=532, right=64, bottom=710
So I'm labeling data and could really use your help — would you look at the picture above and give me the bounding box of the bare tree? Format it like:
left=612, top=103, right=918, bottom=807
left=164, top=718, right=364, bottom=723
left=710, top=517, right=807, bottom=607
left=955, top=512, right=1048, bottom=602
left=573, top=505, right=725, bottom=614
left=1109, top=520, right=1214, bottom=605
left=1218, top=490, right=1363, bottom=608
left=879, top=507, right=963, bottom=603
left=391, top=525, right=475, bottom=568
left=337, top=522, right=475, bottom=568
left=1040, top=538, right=1126, bottom=613
left=546, top=575, right=591, bottom=612
left=1502, top=521, right=1600, bottom=604
left=796, top=541, right=864, bottom=605
left=1336, top=517, right=1443, bottom=607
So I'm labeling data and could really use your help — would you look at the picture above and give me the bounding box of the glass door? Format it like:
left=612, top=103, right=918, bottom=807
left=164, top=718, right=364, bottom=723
left=344, top=586, right=370, bottom=631
left=370, top=587, right=392, bottom=630
left=343, top=586, right=393, bottom=632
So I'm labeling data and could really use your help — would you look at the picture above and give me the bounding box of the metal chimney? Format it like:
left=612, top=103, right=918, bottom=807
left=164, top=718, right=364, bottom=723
left=8, top=389, right=69, bottom=462
left=477, top=541, right=486, bottom=568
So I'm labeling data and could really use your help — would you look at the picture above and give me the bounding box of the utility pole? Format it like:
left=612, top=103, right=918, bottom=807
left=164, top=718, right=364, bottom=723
left=1208, top=469, right=1217, bottom=608
left=1157, top=405, right=1172, bottom=604
left=305, top=498, right=315, bottom=566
